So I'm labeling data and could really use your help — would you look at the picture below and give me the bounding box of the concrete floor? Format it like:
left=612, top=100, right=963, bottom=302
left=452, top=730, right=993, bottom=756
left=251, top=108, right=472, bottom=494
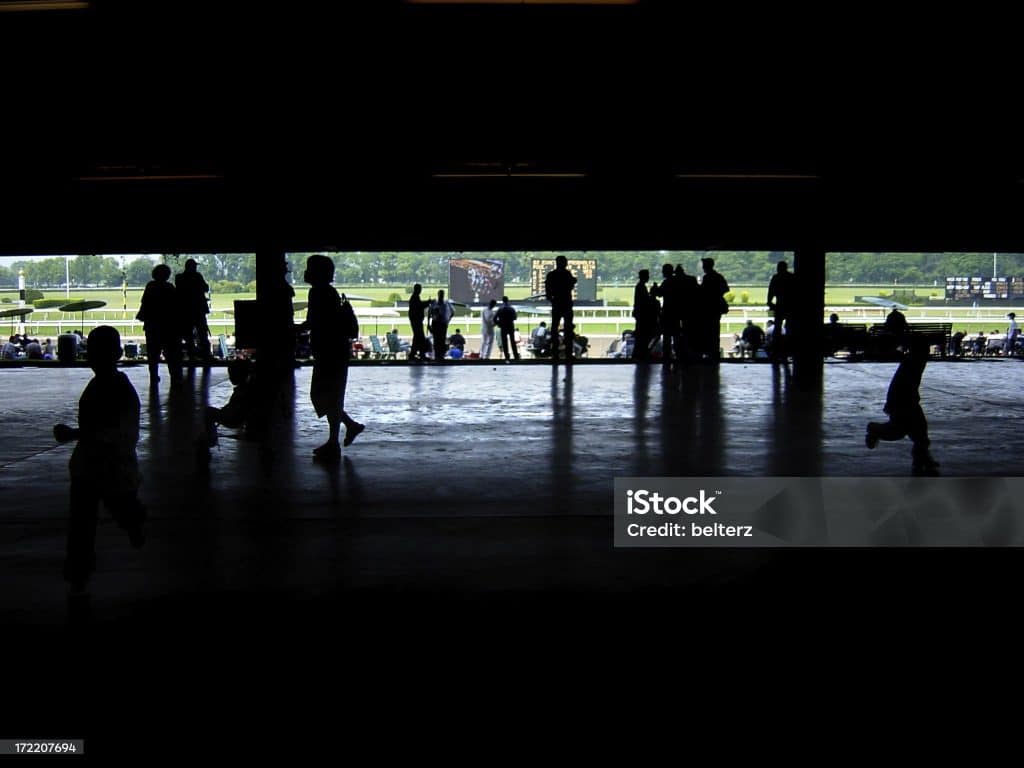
left=2, top=358, right=1024, bottom=629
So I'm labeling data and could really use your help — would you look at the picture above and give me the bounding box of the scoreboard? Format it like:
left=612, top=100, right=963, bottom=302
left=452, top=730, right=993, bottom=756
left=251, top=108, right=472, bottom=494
left=946, top=276, right=1024, bottom=301
left=531, top=258, right=597, bottom=302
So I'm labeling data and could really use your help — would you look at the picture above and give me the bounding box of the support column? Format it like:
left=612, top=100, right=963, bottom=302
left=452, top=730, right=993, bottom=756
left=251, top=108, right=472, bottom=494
left=248, top=249, right=297, bottom=459
left=255, top=249, right=295, bottom=366
left=791, top=247, right=825, bottom=387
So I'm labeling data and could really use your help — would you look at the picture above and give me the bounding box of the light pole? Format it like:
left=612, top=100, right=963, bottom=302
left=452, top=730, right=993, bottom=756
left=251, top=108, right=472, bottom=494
left=17, top=267, right=25, bottom=335
left=65, top=255, right=70, bottom=299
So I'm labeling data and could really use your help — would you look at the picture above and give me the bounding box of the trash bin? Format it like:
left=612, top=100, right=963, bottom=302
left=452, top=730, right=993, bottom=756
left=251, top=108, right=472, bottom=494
left=124, top=341, right=139, bottom=359
left=57, top=333, right=78, bottom=364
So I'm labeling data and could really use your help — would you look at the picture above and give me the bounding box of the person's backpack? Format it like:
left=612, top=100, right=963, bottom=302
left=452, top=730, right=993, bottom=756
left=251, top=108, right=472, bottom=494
left=340, top=299, right=359, bottom=339
left=429, top=301, right=447, bottom=325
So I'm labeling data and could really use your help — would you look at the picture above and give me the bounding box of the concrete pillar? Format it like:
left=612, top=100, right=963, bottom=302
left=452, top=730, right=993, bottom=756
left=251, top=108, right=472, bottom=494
left=255, top=249, right=295, bottom=365
left=792, top=247, right=825, bottom=387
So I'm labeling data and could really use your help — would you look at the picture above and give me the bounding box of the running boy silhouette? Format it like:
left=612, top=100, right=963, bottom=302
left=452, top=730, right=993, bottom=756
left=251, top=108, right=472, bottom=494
left=54, top=326, right=146, bottom=593
left=865, top=336, right=940, bottom=475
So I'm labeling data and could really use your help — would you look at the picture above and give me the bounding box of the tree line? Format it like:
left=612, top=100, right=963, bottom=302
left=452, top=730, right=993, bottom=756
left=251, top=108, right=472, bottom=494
left=3, top=251, right=1022, bottom=290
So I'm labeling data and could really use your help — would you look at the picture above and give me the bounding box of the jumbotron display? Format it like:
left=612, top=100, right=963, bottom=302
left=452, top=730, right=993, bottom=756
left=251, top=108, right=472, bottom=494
left=449, top=258, right=504, bottom=304
left=946, top=276, right=1024, bottom=301
left=530, top=258, right=597, bottom=302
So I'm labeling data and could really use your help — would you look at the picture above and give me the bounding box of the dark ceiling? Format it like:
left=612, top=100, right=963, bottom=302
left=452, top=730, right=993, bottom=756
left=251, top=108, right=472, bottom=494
left=2, top=0, right=1021, bottom=254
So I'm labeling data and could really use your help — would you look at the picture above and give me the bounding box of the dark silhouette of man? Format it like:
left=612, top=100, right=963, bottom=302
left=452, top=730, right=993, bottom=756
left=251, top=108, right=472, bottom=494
left=766, top=260, right=794, bottom=360
left=675, top=264, right=699, bottom=363
left=136, top=263, right=183, bottom=388
left=884, top=307, right=909, bottom=335
left=866, top=336, right=938, bottom=474
left=650, top=264, right=682, bottom=370
left=494, top=296, right=519, bottom=362
left=448, top=328, right=466, bottom=353
left=632, top=269, right=656, bottom=361
left=175, top=258, right=212, bottom=362
left=531, top=321, right=551, bottom=355
left=740, top=320, right=766, bottom=358
left=54, top=326, right=145, bottom=594
left=408, top=283, right=429, bottom=361
left=699, top=257, right=730, bottom=361
left=545, top=255, right=577, bottom=362
left=428, top=289, right=455, bottom=362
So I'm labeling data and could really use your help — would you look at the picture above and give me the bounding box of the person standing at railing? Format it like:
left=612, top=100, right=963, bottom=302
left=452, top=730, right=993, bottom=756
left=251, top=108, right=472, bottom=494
left=545, top=255, right=577, bottom=362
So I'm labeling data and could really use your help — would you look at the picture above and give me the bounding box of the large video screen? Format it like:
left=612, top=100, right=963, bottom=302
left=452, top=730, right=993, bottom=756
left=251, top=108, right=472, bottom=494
left=449, top=257, right=504, bottom=304
left=530, top=258, right=597, bottom=301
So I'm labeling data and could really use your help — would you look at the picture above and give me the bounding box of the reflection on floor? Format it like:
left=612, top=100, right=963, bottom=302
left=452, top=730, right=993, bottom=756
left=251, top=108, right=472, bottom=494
left=1, top=360, right=1023, bottom=626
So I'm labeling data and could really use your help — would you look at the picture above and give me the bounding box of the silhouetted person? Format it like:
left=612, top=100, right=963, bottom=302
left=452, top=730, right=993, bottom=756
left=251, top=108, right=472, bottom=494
left=25, top=338, right=43, bottom=359
left=699, top=257, right=730, bottom=361
left=136, top=263, right=183, bottom=388
left=480, top=299, right=497, bottom=359
left=766, top=261, right=794, bottom=360
left=448, top=328, right=466, bottom=354
left=884, top=307, right=908, bottom=335
left=740, top=320, right=765, bottom=358
left=972, top=332, right=986, bottom=356
left=632, top=269, right=656, bottom=361
left=824, top=313, right=842, bottom=356
left=53, top=326, right=145, bottom=594
left=545, top=255, right=577, bottom=361
left=675, top=264, right=699, bottom=360
left=495, top=296, right=519, bottom=362
left=386, top=328, right=411, bottom=357
left=428, top=289, right=455, bottom=361
left=202, top=358, right=254, bottom=446
left=1005, top=312, right=1019, bottom=356
left=650, top=263, right=682, bottom=370
left=866, top=337, right=939, bottom=475
left=297, top=255, right=364, bottom=461
left=408, top=283, right=429, bottom=361
left=531, top=321, right=551, bottom=355
left=950, top=330, right=966, bottom=358
left=175, top=258, right=212, bottom=362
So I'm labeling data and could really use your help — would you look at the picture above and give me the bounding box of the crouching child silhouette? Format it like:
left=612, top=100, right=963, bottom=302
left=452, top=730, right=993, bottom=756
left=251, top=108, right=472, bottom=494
left=53, top=326, right=146, bottom=594
left=202, top=358, right=254, bottom=447
left=865, top=336, right=940, bottom=475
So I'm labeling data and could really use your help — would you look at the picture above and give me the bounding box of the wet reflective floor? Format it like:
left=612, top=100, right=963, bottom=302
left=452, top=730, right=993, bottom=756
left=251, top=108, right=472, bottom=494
left=2, top=359, right=1023, bottom=626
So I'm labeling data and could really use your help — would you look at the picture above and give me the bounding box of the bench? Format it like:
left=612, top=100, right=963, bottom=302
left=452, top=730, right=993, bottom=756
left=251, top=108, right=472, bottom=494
left=824, top=323, right=869, bottom=358
left=825, top=322, right=952, bottom=359
left=868, top=322, right=952, bottom=358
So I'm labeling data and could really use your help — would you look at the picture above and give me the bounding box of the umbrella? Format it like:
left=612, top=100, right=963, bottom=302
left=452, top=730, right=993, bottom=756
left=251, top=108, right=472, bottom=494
left=59, top=300, right=106, bottom=332
left=0, top=306, right=34, bottom=334
left=860, top=296, right=909, bottom=311
left=511, top=304, right=547, bottom=337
